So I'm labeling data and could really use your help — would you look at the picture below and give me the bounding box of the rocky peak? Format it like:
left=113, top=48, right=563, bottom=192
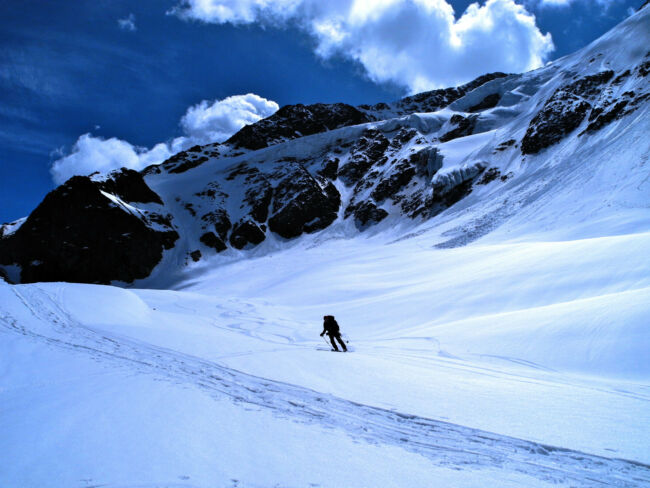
left=360, top=72, right=508, bottom=117
left=0, top=173, right=177, bottom=284
left=226, top=102, right=373, bottom=150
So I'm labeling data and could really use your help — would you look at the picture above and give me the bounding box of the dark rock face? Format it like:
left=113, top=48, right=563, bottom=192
left=613, top=70, right=631, bottom=84
left=0, top=267, right=10, bottom=283
left=371, top=161, right=416, bottom=203
left=0, top=176, right=178, bottom=284
left=469, top=93, right=501, bottom=112
left=338, top=129, right=390, bottom=185
left=201, top=209, right=231, bottom=241
left=431, top=163, right=486, bottom=207
left=399, top=162, right=486, bottom=219
left=226, top=163, right=259, bottom=181
left=97, top=169, right=163, bottom=204
left=495, top=139, right=516, bottom=152
left=158, top=149, right=212, bottom=175
left=476, top=168, right=501, bottom=185
left=580, top=78, right=649, bottom=135
left=638, top=59, right=650, bottom=77
left=189, top=250, right=202, bottom=262
left=522, top=93, right=590, bottom=154
left=584, top=100, right=629, bottom=133
left=318, top=157, right=339, bottom=179
left=521, top=71, right=614, bottom=154
left=200, top=232, right=227, bottom=252
left=390, top=128, right=418, bottom=149
left=433, top=180, right=475, bottom=208
left=244, top=179, right=272, bottom=223
left=568, top=70, right=614, bottom=96
left=268, top=165, right=341, bottom=239
left=229, top=220, right=266, bottom=249
left=440, top=115, right=478, bottom=143
left=330, top=125, right=483, bottom=224
left=630, top=92, right=650, bottom=108
left=346, top=201, right=388, bottom=229
left=364, top=72, right=508, bottom=115
left=399, top=190, right=428, bottom=219
left=227, top=103, right=372, bottom=150
left=410, top=147, right=443, bottom=179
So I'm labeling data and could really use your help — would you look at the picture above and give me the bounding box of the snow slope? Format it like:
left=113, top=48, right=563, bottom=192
left=2, top=7, right=650, bottom=488
left=1, top=278, right=649, bottom=487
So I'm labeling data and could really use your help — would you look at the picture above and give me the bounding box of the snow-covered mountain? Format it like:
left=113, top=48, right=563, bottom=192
left=2, top=7, right=648, bottom=286
left=1, top=7, right=649, bottom=488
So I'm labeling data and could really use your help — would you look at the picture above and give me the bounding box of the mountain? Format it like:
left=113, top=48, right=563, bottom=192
left=1, top=10, right=649, bottom=286
left=1, top=8, right=650, bottom=488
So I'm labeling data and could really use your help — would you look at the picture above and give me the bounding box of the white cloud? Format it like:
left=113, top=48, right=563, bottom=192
left=170, top=0, right=303, bottom=24
left=531, top=0, right=619, bottom=8
left=50, top=94, right=278, bottom=184
left=536, top=0, right=573, bottom=6
left=50, top=134, right=174, bottom=185
left=118, top=14, right=137, bottom=31
left=171, top=0, right=555, bottom=92
left=180, top=93, right=279, bottom=144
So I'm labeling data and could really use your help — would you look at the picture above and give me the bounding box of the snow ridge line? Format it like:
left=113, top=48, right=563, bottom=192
left=2, top=285, right=649, bottom=487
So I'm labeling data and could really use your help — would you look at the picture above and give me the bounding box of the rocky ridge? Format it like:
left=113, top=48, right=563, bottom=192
left=1, top=8, right=649, bottom=285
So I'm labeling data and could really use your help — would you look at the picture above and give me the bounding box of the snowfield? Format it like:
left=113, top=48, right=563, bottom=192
left=1, top=225, right=649, bottom=487
left=2, top=7, right=650, bottom=488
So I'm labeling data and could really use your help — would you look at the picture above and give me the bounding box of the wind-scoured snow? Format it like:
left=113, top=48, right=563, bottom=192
left=2, top=7, right=650, bottom=488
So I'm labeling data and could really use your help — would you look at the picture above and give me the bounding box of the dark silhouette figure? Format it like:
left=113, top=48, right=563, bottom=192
left=320, top=315, right=347, bottom=352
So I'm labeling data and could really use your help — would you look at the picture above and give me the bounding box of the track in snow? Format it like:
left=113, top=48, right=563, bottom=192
left=2, top=284, right=649, bottom=488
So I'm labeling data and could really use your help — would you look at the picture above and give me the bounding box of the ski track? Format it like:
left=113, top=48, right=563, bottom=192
left=2, top=284, right=650, bottom=488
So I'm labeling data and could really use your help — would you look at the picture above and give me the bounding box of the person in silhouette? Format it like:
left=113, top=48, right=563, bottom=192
left=320, top=315, right=347, bottom=352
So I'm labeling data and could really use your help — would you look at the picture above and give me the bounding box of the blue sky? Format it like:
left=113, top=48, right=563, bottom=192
left=0, top=0, right=641, bottom=223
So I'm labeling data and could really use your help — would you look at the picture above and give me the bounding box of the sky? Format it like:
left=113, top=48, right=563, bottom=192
left=0, top=0, right=643, bottom=223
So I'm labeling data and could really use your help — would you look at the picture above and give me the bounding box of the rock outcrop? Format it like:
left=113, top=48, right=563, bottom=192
left=0, top=173, right=178, bottom=284
left=361, top=72, right=508, bottom=116
left=268, top=165, right=341, bottom=239
left=521, top=71, right=614, bottom=154
left=227, top=103, right=372, bottom=150
left=440, top=115, right=478, bottom=143
left=338, top=129, right=390, bottom=185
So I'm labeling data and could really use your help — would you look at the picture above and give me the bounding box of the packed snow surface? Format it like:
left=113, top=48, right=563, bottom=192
left=2, top=8, right=650, bottom=488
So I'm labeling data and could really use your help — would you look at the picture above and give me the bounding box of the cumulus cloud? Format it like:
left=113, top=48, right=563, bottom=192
left=171, top=0, right=554, bottom=92
left=118, top=13, right=137, bottom=31
left=50, top=93, right=278, bottom=184
left=180, top=93, right=279, bottom=143
left=50, top=135, right=172, bottom=185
